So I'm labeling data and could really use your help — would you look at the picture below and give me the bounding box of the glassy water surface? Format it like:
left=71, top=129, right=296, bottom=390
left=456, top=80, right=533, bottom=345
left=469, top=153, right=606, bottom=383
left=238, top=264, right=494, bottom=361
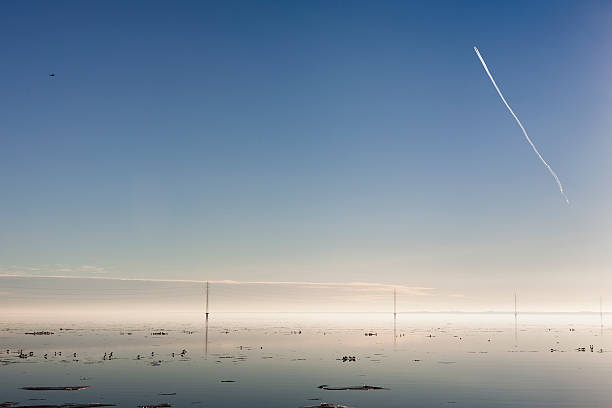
left=1, top=313, right=611, bottom=407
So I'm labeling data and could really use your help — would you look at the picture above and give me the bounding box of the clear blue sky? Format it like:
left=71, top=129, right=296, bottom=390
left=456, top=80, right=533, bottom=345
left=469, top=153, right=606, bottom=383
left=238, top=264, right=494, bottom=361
left=1, top=1, right=611, bottom=308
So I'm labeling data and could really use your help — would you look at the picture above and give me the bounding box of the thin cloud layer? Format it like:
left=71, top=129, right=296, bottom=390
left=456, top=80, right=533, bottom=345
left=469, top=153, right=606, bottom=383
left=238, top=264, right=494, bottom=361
left=0, top=272, right=435, bottom=296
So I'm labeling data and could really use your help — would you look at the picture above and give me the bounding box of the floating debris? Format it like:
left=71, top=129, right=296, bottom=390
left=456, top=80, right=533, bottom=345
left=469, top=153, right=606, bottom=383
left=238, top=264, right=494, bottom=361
left=21, top=387, right=90, bottom=391
left=24, top=332, right=54, bottom=336
left=136, top=405, right=171, bottom=408
left=317, top=385, right=387, bottom=391
left=304, top=404, right=353, bottom=408
left=220, top=380, right=236, bottom=383
left=151, top=332, right=168, bottom=336
left=364, top=332, right=377, bottom=337
left=6, top=404, right=115, bottom=408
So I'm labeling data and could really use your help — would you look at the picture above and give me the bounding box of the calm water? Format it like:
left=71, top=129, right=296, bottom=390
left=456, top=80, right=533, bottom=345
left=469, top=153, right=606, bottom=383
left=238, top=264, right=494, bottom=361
left=1, top=313, right=611, bottom=407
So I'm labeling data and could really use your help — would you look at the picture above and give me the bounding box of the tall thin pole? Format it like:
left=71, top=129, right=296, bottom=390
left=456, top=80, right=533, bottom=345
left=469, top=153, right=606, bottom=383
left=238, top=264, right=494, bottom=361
left=600, top=296, right=603, bottom=330
left=205, top=281, right=209, bottom=318
left=204, top=281, right=210, bottom=358
left=394, top=288, right=397, bottom=318
left=514, top=293, right=517, bottom=320
left=393, top=288, right=397, bottom=344
left=514, top=292, right=518, bottom=345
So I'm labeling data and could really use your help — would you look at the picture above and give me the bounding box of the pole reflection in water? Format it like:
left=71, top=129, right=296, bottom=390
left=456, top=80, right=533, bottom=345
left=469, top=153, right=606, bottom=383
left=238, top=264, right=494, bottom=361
left=204, top=315, right=209, bottom=359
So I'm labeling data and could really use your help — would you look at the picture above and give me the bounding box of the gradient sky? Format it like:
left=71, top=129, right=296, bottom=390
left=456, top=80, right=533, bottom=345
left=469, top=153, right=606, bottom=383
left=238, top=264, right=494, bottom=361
left=1, top=1, right=612, bottom=310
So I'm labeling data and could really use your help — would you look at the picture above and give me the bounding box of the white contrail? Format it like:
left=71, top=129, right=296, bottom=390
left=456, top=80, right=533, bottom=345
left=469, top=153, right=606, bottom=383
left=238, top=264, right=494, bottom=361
left=473, top=46, right=569, bottom=204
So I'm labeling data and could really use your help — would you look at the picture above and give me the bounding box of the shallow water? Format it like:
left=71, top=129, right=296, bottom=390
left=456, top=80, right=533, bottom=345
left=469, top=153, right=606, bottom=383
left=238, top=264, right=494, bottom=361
left=1, top=313, right=611, bottom=407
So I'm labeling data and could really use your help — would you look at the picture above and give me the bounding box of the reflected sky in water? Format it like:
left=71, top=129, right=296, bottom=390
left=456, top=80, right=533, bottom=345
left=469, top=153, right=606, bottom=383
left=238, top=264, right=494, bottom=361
left=1, top=313, right=611, bottom=407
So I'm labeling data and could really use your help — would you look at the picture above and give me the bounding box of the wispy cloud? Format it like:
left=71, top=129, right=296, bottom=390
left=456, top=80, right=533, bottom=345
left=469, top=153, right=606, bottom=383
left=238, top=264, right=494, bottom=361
left=1, top=264, right=112, bottom=276
left=77, top=265, right=108, bottom=274
left=0, top=274, right=435, bottom=296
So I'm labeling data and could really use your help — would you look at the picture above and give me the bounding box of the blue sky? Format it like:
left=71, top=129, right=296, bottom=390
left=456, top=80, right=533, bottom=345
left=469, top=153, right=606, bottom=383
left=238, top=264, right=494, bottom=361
left=1, top=1, right=611, bottom=307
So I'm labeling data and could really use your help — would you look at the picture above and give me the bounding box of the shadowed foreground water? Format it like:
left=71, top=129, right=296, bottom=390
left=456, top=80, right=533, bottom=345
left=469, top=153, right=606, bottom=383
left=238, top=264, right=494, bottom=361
left=1, top=313, right=611, bottom=407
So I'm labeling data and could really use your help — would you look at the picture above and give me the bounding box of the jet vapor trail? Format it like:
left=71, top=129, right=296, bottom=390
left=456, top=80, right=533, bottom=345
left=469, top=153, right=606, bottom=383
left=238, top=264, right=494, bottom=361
left=473, top=46, right=569, bottom=204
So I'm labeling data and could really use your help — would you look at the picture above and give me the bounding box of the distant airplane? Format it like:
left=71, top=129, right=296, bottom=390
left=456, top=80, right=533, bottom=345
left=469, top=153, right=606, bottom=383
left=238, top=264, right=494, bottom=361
left=48, top=73, right=55, bottom=78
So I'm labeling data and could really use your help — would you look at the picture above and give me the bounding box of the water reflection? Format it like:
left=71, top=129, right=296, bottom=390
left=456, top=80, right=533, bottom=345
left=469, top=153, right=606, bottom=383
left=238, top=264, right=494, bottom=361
left=0, top=313, right=611, bottom=408
left=204, top=315, right=209, bottom=359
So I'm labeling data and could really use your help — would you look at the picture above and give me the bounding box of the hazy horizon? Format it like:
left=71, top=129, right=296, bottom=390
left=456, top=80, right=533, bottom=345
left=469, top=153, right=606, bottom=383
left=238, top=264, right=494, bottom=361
left=2, top=274, right=610, bottom=315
